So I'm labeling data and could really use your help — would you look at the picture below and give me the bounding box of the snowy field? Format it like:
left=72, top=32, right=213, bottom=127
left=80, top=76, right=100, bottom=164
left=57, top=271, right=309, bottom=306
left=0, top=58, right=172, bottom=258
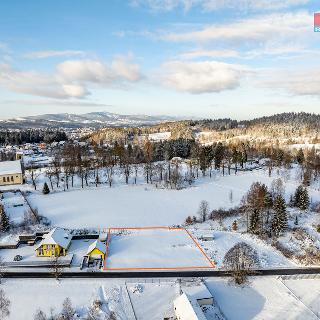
left=2, top=279, right=136, bottom=320
left=3, top=277, right=320, bottom=320
left=194, top=230, right=294, bottom=268
left=127, top=282, right=179, bottom=320
left=206, top=277, right=320, bottom=320
left=26, top=168, right=320, bottom=229
left=106, top=228, right=214, bottom=269
left=1, top=191, right=28, bottom=225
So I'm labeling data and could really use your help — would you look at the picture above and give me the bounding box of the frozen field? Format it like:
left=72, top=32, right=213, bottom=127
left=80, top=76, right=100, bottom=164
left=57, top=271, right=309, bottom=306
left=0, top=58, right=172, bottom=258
left=106, top=228, right=214, bottom=269
left=1, top=191, right=28, bottom=225
left=26, top=168, right=320, bottom=229
left=206, top=277, right=320, bottom=320
left=194, top=230, right=294, bottom=268
left=2, top=279, right=135, bottom=320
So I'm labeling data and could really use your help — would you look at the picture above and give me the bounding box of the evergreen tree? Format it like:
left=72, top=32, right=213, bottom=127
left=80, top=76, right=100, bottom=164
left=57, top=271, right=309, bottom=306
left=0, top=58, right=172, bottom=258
left=0, top=206, right=10, bottom=232
left=294, top=185, right=310, bottom=210
left=42, top=182, right=50, bottom=195
left=296, top=148, right=305, bottom=165
left=271, top=195, right=288, bottom=237
left=232, top=220, right=238, bottom=231
left=294, top=216, right=298, bottom=226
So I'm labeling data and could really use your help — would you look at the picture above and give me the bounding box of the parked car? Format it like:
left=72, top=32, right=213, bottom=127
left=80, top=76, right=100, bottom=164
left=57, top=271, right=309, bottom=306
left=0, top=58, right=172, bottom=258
left=13, top=255, right=23, bottom=261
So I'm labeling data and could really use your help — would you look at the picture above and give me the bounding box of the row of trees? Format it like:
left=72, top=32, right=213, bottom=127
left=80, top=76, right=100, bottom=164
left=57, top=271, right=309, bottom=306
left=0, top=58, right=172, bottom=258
left=0, top=129, right=67, bottom=145
left=34, top=297, right=117, bottom=320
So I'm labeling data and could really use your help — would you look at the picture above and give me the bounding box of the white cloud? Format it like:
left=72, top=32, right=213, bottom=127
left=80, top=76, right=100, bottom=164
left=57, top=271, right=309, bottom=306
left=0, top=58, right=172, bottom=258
left=111, top=56, right=142, bottom=81
left=263, top=68, right=320, bottom=97
left=161, top=60, right=247, bottom=93
left=180, top=49, right=239, bottom=59
left=164, top=12, right=311, bottom=43
left=24, top=50, right=86, bottom=59
left=0, top=57, right=143, bottom=99
left=56, top=60, right=114, bottom=83
left=131, top=0, right=309, bottom=12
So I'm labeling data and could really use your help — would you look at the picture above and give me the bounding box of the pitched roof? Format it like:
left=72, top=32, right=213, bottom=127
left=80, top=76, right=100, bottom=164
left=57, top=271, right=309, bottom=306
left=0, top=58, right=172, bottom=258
left=86, top=239, right=106, bottom=255
left=182, top=282, right=213, bottom=301
left=0, top=160, right=22, bottom=175
left=35, top=228, right=72, bottom=250
left=173, top=293, right=207, bottom=320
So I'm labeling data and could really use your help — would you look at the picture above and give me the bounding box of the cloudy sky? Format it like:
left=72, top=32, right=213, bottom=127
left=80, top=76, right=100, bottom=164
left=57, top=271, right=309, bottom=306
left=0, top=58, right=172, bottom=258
left=0, top=0, right=319, bottom=119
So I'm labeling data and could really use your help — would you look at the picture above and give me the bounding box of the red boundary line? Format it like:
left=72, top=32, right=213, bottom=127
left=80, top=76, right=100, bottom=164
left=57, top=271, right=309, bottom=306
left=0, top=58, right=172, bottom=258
left=103, top=226, right=215, bottom=271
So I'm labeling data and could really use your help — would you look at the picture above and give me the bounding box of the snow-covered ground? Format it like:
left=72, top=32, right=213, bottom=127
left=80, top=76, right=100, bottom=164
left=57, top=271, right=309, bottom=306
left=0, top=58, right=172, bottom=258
left=206, top=277, right=320, bottom=320
left=2, top=279, right=136, bottom=320
left=1, top=191, right=28, bottom=225
left=26, top=168, right=320, bottom=229
left=193, top=230, right=294, bottom=268
left=2, top=276, right=320, bottom=320
left=106, top=228, right=213, bottom=269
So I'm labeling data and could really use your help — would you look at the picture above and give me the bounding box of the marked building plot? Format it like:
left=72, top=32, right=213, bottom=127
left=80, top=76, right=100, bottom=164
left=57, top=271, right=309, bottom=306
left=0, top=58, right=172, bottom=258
left=105, top=227, right=215, bottom=270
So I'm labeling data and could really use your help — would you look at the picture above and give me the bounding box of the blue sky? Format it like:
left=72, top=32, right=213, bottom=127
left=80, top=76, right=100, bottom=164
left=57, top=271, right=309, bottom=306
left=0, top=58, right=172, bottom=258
left=0, top=0, right=319, bottom=119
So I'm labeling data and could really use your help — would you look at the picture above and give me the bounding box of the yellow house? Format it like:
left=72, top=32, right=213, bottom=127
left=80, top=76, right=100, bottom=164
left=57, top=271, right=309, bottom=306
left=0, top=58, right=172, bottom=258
left=86, top=239, right=106, bottom=260
left=0, top=160, right=23, bottom=186
left=35, top=228, right=72, bottom=257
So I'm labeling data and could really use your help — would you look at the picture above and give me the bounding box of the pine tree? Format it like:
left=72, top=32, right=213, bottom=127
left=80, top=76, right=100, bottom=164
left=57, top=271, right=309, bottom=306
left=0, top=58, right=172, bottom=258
left=232, top=220, right=238, bottom=231
left=0, top=206, right=10, bottom=232
left=294, top=185, right=310, bottom=210
left=42, top=182, right=50, bottom=195
left=294, top=216, right=298, bottom=226
left=271, top=195, right=288, bottom=237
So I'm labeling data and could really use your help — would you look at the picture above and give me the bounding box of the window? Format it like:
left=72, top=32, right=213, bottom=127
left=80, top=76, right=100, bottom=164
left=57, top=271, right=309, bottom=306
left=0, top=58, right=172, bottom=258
left=11, top=176, right=13, bottom=182
left=2, top=177, right=5, bottom=183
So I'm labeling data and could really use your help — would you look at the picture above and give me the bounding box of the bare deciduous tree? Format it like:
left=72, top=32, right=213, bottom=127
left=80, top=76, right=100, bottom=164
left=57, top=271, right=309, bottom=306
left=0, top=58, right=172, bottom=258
left=197, top=200, right=210, bottom=223
left=223, top=242, right=259, bottom=285
left=0, top=289, right=10, bottom=319
left=50, top=256, right=62, bottom=281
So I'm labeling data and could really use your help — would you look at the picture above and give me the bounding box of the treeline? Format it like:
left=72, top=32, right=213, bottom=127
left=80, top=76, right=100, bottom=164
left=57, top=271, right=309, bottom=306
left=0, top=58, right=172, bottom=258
left=28, top=137, right=320, bottom=193
left=0, top=129, right=67, bottom=145
left=243, top=112, right=320, bottom=129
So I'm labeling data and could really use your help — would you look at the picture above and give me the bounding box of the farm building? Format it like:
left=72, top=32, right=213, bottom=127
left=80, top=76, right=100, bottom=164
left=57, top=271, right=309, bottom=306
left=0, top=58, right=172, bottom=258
left=0, top=160, right=23, bottom=186
left=86, top=239, right=106, bottom=260
left=35, top=228, right=72, bottom=257
left=173, top=293, right=207, bottom=320
left=182, top=282, right=214, bottom=306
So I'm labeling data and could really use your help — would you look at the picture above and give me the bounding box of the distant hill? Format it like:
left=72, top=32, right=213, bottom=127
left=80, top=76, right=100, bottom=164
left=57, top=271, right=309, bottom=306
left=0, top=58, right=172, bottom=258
left=0, top=111, right=181, bottom=129
left=89, top=112, right=320, bottom=146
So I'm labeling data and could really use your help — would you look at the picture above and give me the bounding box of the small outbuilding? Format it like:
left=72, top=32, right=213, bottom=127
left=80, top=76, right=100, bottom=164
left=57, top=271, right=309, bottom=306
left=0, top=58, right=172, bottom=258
left=86, top=239, right=106, bottom=260
left=200, top=233, right=214, bottom=241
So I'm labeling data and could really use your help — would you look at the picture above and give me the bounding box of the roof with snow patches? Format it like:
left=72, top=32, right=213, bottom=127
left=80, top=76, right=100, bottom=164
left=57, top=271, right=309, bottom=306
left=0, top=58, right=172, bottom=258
left=35, top=227, right=72, bottom=250
left=86, top=239, right=107, bottom=255
left=0, top=160, right=22, bottom=175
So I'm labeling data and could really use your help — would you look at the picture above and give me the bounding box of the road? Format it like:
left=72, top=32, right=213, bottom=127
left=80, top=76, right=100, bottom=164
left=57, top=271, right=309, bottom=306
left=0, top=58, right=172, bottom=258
left=3, top=267, right=320, bottom=278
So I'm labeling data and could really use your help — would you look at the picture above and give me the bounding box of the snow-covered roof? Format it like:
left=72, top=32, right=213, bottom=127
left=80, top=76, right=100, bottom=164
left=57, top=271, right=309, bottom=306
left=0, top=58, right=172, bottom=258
left=174, top=293, right=207, bottom=320
left=0, top=160, right=22, bottom=175
left=35, top=228, right=72, bottom=250
left=182, top=283, right=213, bottom=301
left=86, top=239, right=106, bottom=255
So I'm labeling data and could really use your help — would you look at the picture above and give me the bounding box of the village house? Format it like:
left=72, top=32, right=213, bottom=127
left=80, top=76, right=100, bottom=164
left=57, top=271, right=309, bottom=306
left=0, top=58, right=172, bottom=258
left=173, top=282, right=214, bottom=320
left=0, top=160, right=24, bottom=186
left=86, top=239, right=107, bottom=260
left=173, top=293, right=207, bottom=320
left=35, top=228, right=72, bottom=257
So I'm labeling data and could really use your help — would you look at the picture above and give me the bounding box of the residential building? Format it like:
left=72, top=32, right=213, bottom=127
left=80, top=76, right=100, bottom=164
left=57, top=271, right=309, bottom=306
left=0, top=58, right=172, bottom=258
left=35, top=228, right=72, bottom=257
left=0, top=160, right=23, bottom=186
left=86, top=239, right=106, bottom=260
